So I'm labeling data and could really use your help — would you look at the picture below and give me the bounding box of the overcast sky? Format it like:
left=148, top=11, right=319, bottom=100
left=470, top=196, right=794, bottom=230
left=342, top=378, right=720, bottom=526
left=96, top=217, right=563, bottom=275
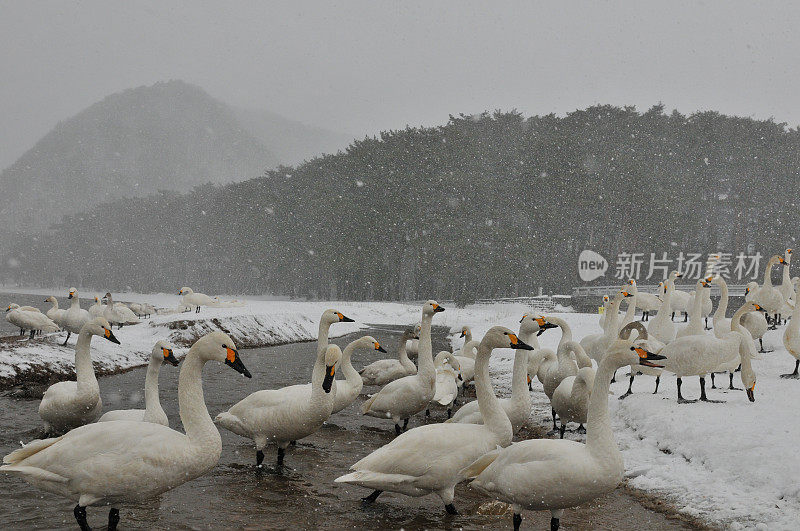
left=1, top=0, right=798, bottom=169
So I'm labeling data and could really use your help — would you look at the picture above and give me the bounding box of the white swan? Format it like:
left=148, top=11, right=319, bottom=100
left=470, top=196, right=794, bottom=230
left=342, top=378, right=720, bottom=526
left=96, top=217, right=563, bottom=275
left=634, top=281, right=662, bottom=322
left=742, top=281, right=769, bottom=351
left=580, top=289, right=631, bottom=363
left=706, top=274, right=743, bottom=390
left=676, top=279, right=710, bottom=338
left=669, top=271, right=692, bottom=322
left=781, top=277, right=800, bottom=379
left=359, top=328, right=417, bottom=386
left=215, top=308, right=354, bottom=466
left=44, top=296, right=66, bottom=329
left=448, top=313, right=541, bottom=433
left=551, top=366, right=595, bottom=438
left=429, top=351, right=461, bottom=418
left=597, top=295, right=610, bottom=329
left=2, top=331, right=251, bottom=530
left=647, top=278, right=675, bottom=344
left=619, top=280, right=639, bottom=330
left=453, top=325, right=477, bottom=385
left=38, top=317, right=120, bottom=434
left=361, top=301, right=444, bottom=434
left=778, top=248, right=794, bottom=320
left=88, top=296, right=105, bottom=318
left=329, top=336, right=385, bottom=414
left=461, top=322, right=665, bottom=531
left=5, top=304, right=59, bottom=339
left=752, top=254, right=787, bottom=328
left=526, top=315, right=554, bottom=389
left=98, top=340, right=179, bottom=425
left=62, top=288, right=91, bottom=345
left=178, top=287, right=215, bottom=313
left=658, top=301, right=761, bottom=403
left=405, top=323, right=421, bottom=360
left=538, top=316, right=587, bottom=432
left=102, top=292, right=139, bottom=329
left=336, top=326, right=534, bottom=514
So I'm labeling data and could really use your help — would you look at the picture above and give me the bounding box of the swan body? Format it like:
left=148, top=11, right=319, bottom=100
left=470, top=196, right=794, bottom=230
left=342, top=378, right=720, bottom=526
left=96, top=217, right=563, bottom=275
left=359, top=328, right=417, bottom=386
left=752, top=255, right=787, bottom=315
left=742, top=282, right=768, bottom=344
left=361, top=301, right=444, bottom=433
left=336, top=326, right=533, bottom=513
left=102, top=292, right=139, bottom=329
left=88, top=297, right=105, bottom=318
left=648, top=277, right=678, bottom=344
left=449, top=314, right=541, bottom=433
left=405, top=324, right=421, bottom=360
left=215, top=308, right=353, bottom=465
left=328, top=336, right=385, bottom=413
left=2, top=331, right=251, bottom=530
left=453, top=326, right=477, bottom=384
left=38, top=318, right=120, bottom=434
left=431, top=352, right=460, bottom=414
left=98, top=341, right=179, bottom=425
left=6, top=304, right=59, bottom=338
left=551, top=366, right=595, bottom=436
left=62, top=288, right=91, bottom=343
left=178, top=287, right=215, bottom=313
left=44, top=296, right=66, bottom=328
left=461, top=322, right=666, bottom=531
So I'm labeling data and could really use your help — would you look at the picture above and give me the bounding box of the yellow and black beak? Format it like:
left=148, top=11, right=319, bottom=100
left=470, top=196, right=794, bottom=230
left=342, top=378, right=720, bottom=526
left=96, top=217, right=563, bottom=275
left=746, top=382, right=755, bottom=402
left=68, top=292, right=74, bottom=299
left=374, top=341, right=387, bottom=353
left=459, top=330, right=466, bottom=338
left=519, top=314, right=528, bottom=323
left=621, top=291, right=632, bottom=298
left=753, top=304, right=766, bottom=313
left=103, top=328, right=121, bottom=345
left=336, top=312, right=355, bottom=323
left=631, top=346, right=666, bottom=368
left=432, top=303, right=445, bottom=313
left=780, top=257, right=787, bottom=265
left=535, top=317, right=557, bottom=336
left=508, top=333, right=534, bottom=351
left=322, top=364, right=336, bottom=393
left=225, top=347, right=252, bottom=378
left=163, top=348, right=179, bottom=367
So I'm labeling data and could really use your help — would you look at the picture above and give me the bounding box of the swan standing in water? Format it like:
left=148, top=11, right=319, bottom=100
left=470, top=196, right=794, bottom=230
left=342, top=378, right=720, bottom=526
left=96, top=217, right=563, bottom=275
left=6, top=304, right=59, bottom=339
left=448, top=314, right=541, bottom=433
left=2, top=331, right=251, bottom=531
left=336, top=326, right=534, bottom=515
left=215, top=309, right=353, bottom=466
left=62, top=288, right=91, bottom=345
left=461, top=322, right=665, bottom=531
left=359, top=328, right=417, bottom=386
left=361, top=301, right=444, bottom=434
left=38, top=318, right=120, bottom=434
left=98, top=340, right=179, bottom=425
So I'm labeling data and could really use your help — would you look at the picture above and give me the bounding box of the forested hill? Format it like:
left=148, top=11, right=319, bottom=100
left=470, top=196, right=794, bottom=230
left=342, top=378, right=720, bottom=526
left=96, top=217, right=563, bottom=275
left=4, top=105, right=798, bottom=300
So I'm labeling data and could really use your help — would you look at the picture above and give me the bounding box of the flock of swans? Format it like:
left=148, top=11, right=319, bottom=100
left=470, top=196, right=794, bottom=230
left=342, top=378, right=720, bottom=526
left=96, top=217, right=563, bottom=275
left=1, top=253, right=799, bottom=530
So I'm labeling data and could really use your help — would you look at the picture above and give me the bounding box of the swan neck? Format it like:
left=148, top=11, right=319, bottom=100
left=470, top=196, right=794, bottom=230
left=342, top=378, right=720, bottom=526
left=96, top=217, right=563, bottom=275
left=511, top=330, right=536, bottom=402
left=340, top=344, right=360, bottom=384
left=70, top=297, right=80, bottom=309
left=417, top=312, right=435, bottom=381
left=475, top=341, right=512, bottom=445
left=313, top=319, right=333, bottom=383
left=763, top=260, right=776, bottom=287
left=74, top=330, right=98, bottom=394
left=714, top=280, right=729, bottom=321
left=177, top=350, right=220, bottom=447
left=586, top=357, right=621, bottom=461
left=144, top=357, right=165, bottom=419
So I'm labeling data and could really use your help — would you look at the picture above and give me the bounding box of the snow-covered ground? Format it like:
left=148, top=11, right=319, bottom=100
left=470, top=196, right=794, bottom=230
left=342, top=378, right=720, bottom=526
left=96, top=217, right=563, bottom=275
left=1, top=292, right=796, bottom=529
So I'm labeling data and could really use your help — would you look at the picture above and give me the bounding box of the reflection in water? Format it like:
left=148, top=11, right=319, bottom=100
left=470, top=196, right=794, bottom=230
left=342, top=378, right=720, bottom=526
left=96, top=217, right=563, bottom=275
left=0, top=325, right=696, bottom=530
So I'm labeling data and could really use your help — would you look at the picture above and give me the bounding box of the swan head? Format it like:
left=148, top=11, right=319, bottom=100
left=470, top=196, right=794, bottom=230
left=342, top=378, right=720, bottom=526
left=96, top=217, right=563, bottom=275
left=413, top=323, right=421, bottom=335
left=6, top=303, right=20, bottom=312
left=670, top=271, right=683, bottom=280
left=68, top=288, right=78, bottom=299
left=615, top=322, right=666, bottom=369
left=82, top=317, right=121, bottom=344
left=481, top=326, right=534, bottom=351
left=699, top=278, right=711, bottom=288
left=322, top=344, right=342, bottom=393
left=602, top=295, right=609, bottom=303
left=401, top=328, right=418, bottom=341
left=321, top=308, right=355, bottom=326
left=423, top=300, right=445, bottom=315
left=45, top=296, right=57, bottom=303
left=179, top=287, right=193, bottom=295
left=530, top=315, right=558, bottom=336
left=458, top=325, right=471, bottom=338
left=152, top=340, right=179, bottom=366
left=350, top=335, right=386, bottom=354
left=518, top=314, right=543, bottom=337
left=193, top=331, right=251, bottom=378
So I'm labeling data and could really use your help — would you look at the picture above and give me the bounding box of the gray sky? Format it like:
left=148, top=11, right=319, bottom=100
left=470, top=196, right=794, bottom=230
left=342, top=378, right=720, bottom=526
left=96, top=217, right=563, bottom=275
left=1, top=0, right=798, bottom=169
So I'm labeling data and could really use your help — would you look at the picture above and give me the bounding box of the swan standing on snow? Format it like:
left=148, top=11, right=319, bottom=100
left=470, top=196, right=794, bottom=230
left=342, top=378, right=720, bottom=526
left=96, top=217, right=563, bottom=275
left=634, top=282, right=661, bottom=322
left=336, top=326, right=534, bottom=515
left=676, top=279, right=710, bottom=338
left=752, top=254, right=788, bottom=329
left=781, top=277, right=800, bottom=379
left=2, top=331, right=251, bottom=531
left=361, top=301, right=444, bottom=434
left=707, top=274, right=743, bottom=390
left=39, top=318, right=120, bottom=434
left=551, top=366, right=595, bottom=438
left=452, top=325, right=477, bottom=385
left=743, top=281, right=769, bottom=351
left=359, top=328, right=417, bottom=386
left=62, top=288, right=91, bottom=345
left=102, top=292, right=139, bottom=329
left=580, top=289, right=632, bottom=364
left=178, top=287, right=215, bottom=313
left=667, top=271, right=691, bottom=322
left=428, top=351, right=461, bottom=418
left=448, top=314, right=541, bottom=433
left=98, top=340, right=179, bottom=425
left=6, top=304, right=59, bottom=339
left=461, top=322, right=666, bottom=531
left=44, top=296, right=66, bottom=330
left=778, top=248, right=794, bottom=322
left=597, top=295, right=610, bottom=329
left=88, top=296, right=105, bottom=318
left=538, top=316, right=587, bottom=432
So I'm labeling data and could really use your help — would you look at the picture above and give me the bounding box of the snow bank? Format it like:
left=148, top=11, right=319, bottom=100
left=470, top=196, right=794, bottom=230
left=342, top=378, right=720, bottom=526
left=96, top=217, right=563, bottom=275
left=445, top=308, right=799, bottom=530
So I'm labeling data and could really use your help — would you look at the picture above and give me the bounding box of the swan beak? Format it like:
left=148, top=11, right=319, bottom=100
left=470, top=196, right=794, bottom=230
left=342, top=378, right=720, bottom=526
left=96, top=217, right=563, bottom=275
left=104, top=328, right=121, bottom=345
left=509, top=333, right=535, bottom=351
left=224, top=347, right=252, bottom=378
left=163, top=348, right=179, bottom=366
left=746, top=383, right=755, bottom=402
left=632, top=346, right=666, bottom=368
left=322, top=364, right=336, bottom=393
left=458, top=373, right=463, bottom=382
left=459, top=331, right=466, bottom=338
left=68, top=293, right=74, bottom=299
left=337, top=312, right=355, bottom=323
left=535, top=319, right=557, bottom=336
left=375, top=342, right=387, bottom=353
left=432, top=304, right=445, bottom=313
left=519, top=314, right=528, bottom=323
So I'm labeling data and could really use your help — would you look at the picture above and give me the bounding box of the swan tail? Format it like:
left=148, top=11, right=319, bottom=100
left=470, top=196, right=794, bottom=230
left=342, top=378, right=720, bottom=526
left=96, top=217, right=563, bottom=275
left=3, top=436, right=63, bottom=465
left=0, top=464, right=69, bottom=483
left=213, top=412, right=248, bottom=437
left=335, top=470, right=415, bottom=488
left=459, top=448, right=501, bottom=480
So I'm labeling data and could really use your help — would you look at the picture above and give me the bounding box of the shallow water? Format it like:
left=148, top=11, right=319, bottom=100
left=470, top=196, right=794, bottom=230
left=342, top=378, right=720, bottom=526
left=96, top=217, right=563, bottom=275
left=0, top=326, right=701, bottom=530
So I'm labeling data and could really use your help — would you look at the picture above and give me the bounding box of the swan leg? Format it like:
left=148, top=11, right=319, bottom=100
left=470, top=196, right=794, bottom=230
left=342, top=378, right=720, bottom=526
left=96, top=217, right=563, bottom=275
left=683, top=312, right=688, bottom=322
left=276, top=447, right=285, bottom=467
left=256, top=450, right=264, bottom=466
left=402, top=418, right=409, bottom=431
left=394, top=423, right=402, bottom=436
left=62, top=331, right=71, bottom=346
left=551, top=408, right=558, bottom=431
left=710, top=373, right=716, bottom=389
left=676, top=377, right=696, bottom=403
left=73, top=504, right=91, bottom=531
left=610, top=368, right=617, bottom=383
left=513, top=512, right=522, bottom=531
left=780, top=359, right=800, bottom=379
left=653, top=375, right=660, bottom=394
left=28, top=329, right=35, bottom=340
left=618, top=373, right=634, bottom=400
left=445, top=503, right=459, bottom=515
left=704, top=317, right=710, bottom=330
left=425, top=408, right=430, bottom=417
left=108, top=508, right=119, bottom=531
left=558, top=422, right=566, bottom=439
left=699, top=377, right=724, bottom=403
left=729, top=372, right=742, bottom=390
left=550, top=516, right=560, bottom=530
left=671, top=311, right=675, bottom=321
left=576, top=423, right=586, bottom=434
left=290, top=440, right=297, bottom=446
left=447, top=407, right=452, bottom=418
left=361, top=489, right=382, bottom=503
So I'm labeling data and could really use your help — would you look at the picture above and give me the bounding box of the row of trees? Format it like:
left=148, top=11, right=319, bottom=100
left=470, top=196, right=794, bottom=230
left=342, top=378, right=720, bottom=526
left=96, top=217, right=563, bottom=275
left=2, top=104, right=798, bottom=301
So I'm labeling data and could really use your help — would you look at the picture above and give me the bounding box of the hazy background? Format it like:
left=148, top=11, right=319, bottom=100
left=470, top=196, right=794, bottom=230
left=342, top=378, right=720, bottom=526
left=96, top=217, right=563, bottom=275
left=1, top=0, right=798, bottom=170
